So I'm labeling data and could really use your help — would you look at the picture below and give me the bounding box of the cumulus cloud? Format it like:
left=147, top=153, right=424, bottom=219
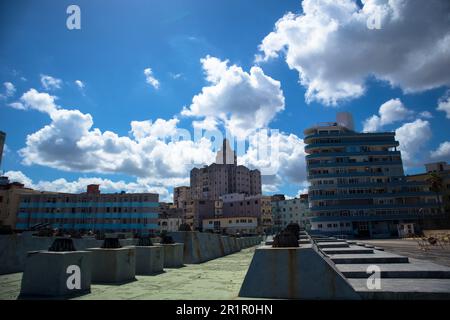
left=430, top=141, right=450, bottom=162
left=437, top=91, right=450, bottom=119
left=3, top=82, right=16, bottom=97
left=257, top=0, right=450, bottom=105
left=4, top=170, right=174, bottom=202
left=240, top=130, right=307, bottom=192
left=75, top=80, right=85, bottom=89
left=40, top=74, right=62, bottom=90
left=181, top=55, right=285, bottom=139
left=395, top=119, right=432, bottom=167
left=363, top=98, right=414, bottom=132
left=8, top=89, right=215, bottom=184
left=144, top=68, right=160, bottom=89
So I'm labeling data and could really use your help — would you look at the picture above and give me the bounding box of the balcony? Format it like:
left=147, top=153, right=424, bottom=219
left=306, top=151, right=401, bottom=159
left=305, top=140, right=399, bottom=151
left=307, top=171, right=388, bottom=180
left=307, top=160, right=402, bottom=169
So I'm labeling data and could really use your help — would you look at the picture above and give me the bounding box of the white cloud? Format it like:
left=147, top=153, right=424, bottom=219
left=8, top=102, right=26, bottom=110
left=75, top=80, right=85, bottom=89
left=4, top=82, right=16, bottom=97
left=40, top=74, right=62, bottom=90
left=257, top=0, right=450, bottom=105
left=430, top=141, right=450, bottom=162
left=11, top=89, right=215, bottom=185
left=169, top=73, right=183, bottom=79
left=395, top=119, right=432, bottom=167
left=4, top=170, right=173, bottom=202
left=363, top=98, right=413, bottom=132
left=437, top=91, right=450, bottom=119
left=182, top=55, right=285, bottom=139
left=240, top=130, right=307, bottom=192
left=144, top=68, right=160, bottom=89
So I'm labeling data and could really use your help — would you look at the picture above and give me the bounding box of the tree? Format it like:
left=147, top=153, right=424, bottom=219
left=427, top=173, right=444, bottom=215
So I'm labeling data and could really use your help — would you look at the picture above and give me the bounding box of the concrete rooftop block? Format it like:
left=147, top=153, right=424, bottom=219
left=134, top=246, right=164, bottom=275
left=20, top=250, right=92, bottom=298
left=239, top=245, right=361, bottom=300
left=87, top=247, right=136, bottom=284
left=317, top=242, right=350, bottom=248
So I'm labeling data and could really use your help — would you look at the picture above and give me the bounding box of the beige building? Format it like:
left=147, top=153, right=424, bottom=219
left=0, top=177, right=41, bottom=229
left=407, top=162, right=450, bottom=216
left=173, top=186, right=191, bottom=209
left=260, top=196, right=273, bottom=233
left=202, top=216, right=258, bottom=235
left=190, top=139, right=261, bottom=201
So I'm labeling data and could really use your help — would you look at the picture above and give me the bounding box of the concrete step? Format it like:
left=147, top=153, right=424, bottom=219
left=329, top=252, right=409, bottom=264
left=364, top=244, right=375, bottom=248
left=299, top=240, right=311, bottom=244
left=322, top=246, right=374, bottom=255
left=348, top=278, right=450, bottom=300
left=374, top=247, right=385, bottom=251
left=346, top=241, right=357, bottom=245
left=317, top=242, right=350, bottom=249
left=337, top=259, right=450, bottom=279
left=314, top=238, right=338, bottom=242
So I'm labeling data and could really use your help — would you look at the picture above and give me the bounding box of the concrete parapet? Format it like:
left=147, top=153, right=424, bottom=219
left=87, top=247, right=136, bottom=283
left=0, top=233, right=138, bottom=275
left=20, top=250, right=92, bottom=298
left=239, top=245, right=361, bottom=300
left=134, top=246, right=164, bottom=275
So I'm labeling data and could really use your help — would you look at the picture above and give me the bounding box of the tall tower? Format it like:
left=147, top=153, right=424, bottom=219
left=0, top=131, right=5, bottom=170
left=215, top=138, right=237, bottom=165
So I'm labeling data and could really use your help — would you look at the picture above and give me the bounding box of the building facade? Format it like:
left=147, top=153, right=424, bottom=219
left=190, top=139, right=261, bottom=201
left=271, top=195, right=310, bottom=233
left=407, top=162, right=450, bottom=218
left=304, top=113, right=441, bottom=238
left=202, top=216, right=258, bottom=235
left=260, top=195, right=273, bottom=233
left=173, top=186, right=191, bottom=209
left=16, top=184, right=160, bottom=235
left=0, top=176, right=41, bottom=229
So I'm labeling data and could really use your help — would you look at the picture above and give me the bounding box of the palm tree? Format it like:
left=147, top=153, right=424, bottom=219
left=427, top=173, right=444, bottom=215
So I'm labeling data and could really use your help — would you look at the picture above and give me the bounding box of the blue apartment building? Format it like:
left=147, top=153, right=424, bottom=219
left=15, top=184, right=160, bottom=235
left=304, top=113, right=441, bottom=238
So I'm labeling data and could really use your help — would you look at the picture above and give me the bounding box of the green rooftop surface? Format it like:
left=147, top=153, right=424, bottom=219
left=0, top=247, right=257, bottom=300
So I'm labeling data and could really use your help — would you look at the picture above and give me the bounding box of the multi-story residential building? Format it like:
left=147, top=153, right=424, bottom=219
left=16, top=184, right=160, bottom=235
left=0, top=176, right=41, bottom=229
left=202, top=216, right=258, bottom=235
left=158, top=202, right=183, bottom=232
left=407, top=162, right=450, bottom=217
left=271, top=195, right=310, bottom=233
left=0, top=131, right=5, bottom=170
left=173, top=186, right=191, bottom=209
left=304, top=113, right=441, bottom=238
left=190, top=139, right=261, bottom=201
left=260, top=195, right=273, bottom=233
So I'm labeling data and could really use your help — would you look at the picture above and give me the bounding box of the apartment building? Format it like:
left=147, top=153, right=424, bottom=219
left=16, top=184, right=160, bottom=235
left=304, top=113, right=441, bottom=238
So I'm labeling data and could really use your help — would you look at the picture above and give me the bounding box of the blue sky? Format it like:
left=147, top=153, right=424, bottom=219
left=1, top=0, right=449, bottom=201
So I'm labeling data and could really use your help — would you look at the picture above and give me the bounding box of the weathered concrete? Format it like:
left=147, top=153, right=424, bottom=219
left=0, top=233, right=137, bottom=275
left=133, top=246, right=164, bottom=275
left=160, top=243, right=184, bottom=268
left=87, top=247, right=136, bottom=283
left=20, top=251, right=92, bottom=298
left=336, top=258, right=450, bottom=279
left=239, top=244, right=361, bottom=300
left=0, top=246, right=259, bottom=300
left=168, top=232, right=242, bottom=264
left=349, top=278, right=450, bottom=300
left=317, top=242, right=350, bottom=248
left=322, top=246, right=374, bottom=255
left=329, top=252, right=409, bottom=264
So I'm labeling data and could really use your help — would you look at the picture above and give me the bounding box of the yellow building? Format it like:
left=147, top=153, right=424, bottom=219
left=0, top=177, right=41, bottom=229
left=260, top=195, right=273, bottom=233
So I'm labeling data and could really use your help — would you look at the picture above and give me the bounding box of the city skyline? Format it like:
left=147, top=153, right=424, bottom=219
left=1, top=0, right=450, bottom=202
